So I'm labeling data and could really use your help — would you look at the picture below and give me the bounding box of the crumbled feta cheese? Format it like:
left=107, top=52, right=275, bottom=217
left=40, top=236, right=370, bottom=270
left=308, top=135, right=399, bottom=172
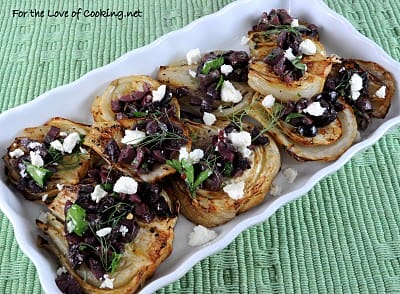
left=270, top=183, right=282, bottom=196
left=186, top=48, right=201, bottom=65
left=66, top=220, right=74, bottom=233
left=262, top=94, right=275, bottom=109
left=91, top=185, right=108, bottom=203
left=220, top=80, right=243, bottom=103
left=37, top=211, right=49, bottom=224
left=223, top=181, right=245, bottom=200
left=79, top=147, right=88, bottom=154
left=220, top=64, right=233, bottom=76
left=299, top=39, right=317, bottom=55
left=291, top=18, right=299, bottom=27
left=375, top=85, right=386, bottom=99
left=203, top=112, right=216, bottom=126
left=188, top=69, right=197, bottom=78
left=96, top=227, right=112, bottom=238
left=121, top=130, right=146, bottom=145
left=227, top=131, right=252, bottom=158
left=9, top=148, right=24, bottom=158
left=27, top=142, right=42, bottom=149
left=42, top=194, right=48, bottom=202
left=350, top=73, right=363, bottom=100
left=56, top=266, right=67, bottom=276
left=303, top=102, right=326, bottom=116
left=240, top=36, right=250, bottom=46
left=100, top=274, right=115, bottom=289
left=284, top=47, right=297, bottom=61
left=152, top=84, right=166, bottom=102
left=119, top=225, right=129, bottom=237
left=59, top=132, right=68, bottom=137
left=30, top=150, right=44, bottom=167
left=179, top=147, right=204, bottom=163
left=56, top=183, right=64, bottom=191
left=113, top=176, right=138, bottom=194
left=50, top=140, right=64, bottom=152
left=62, top=132, right=81, bottom=154
left=19, top=168, right=27, bottom=178
left=188, top=225, right=217, bottom=246
left=283, top=167, right=298, bottom=184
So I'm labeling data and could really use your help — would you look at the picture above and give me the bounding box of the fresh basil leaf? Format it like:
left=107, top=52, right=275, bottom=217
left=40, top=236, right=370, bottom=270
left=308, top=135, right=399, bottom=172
left=192, top=169, right=212, bottom=193
left=108, top=251, right=122, bottom=274
left=25, top=162, right=53, bottom=188
left=284, top=112, right=305, bottom=123
left=201, top=56, right=225, bottom=74
left=216, top=75, right=224, bottom=90
left=66, top=204, right=88, bottom=236
left=181, top=158, right=194, bottom=186
left=166, top=159, right=183, bottom=174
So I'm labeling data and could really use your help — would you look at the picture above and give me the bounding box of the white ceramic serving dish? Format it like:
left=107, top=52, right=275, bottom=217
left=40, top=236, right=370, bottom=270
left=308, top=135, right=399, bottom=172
left=0, top=0, right=399, bottom=293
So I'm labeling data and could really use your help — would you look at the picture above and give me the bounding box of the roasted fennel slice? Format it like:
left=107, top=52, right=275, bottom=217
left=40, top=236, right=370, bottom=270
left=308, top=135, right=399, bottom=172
left=91, top=75, right=180, bottom=122
left=158, top=50, right=254, bottom=121
left=164, top=121, right=280, bottom=227
left=84, top=116, right=191, bottom=183
left=3, top=117, right=91, bottom=201
left=37, top=173, right=178, bottom=294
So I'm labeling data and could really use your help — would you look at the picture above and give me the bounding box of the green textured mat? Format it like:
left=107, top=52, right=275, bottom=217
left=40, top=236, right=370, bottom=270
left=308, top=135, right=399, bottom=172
left=0, top=0, right=400, bottom=293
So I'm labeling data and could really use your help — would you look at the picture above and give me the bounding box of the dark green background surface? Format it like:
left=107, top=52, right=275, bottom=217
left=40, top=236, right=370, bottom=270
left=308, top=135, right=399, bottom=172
left=0, top=0, right=399, bottom=293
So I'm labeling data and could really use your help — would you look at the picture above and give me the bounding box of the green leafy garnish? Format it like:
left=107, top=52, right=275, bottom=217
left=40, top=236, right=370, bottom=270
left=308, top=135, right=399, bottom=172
left=25, top=162, right=53, bottom=188
left=66, top=204, right=88, bottom=236
left=290, top=56, right=306, bottom=73
left=100, top=182, right=114, bottom=192
left=284, top=112, right=305, bottom=123
left=264, top=24, right=309, bottom=36
left=132, top=111, right=147, bottom=118
left=216, top=75, right=224, bottom=90
left=222, top=162, right=233, bottom=177
left=201, top=56, right=225, bottom=74
left=108, top=252, right=123, bottom=274
left=166, top=158, right=212, bottom=197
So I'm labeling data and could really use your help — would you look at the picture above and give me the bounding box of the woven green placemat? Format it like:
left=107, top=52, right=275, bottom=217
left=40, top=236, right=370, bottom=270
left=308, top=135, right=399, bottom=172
left=0, top=0, right=399, bottom=293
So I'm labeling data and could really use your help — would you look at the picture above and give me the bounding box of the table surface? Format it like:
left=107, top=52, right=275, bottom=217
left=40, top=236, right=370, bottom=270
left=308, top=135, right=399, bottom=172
left=0, top=0, right=400, bottom=293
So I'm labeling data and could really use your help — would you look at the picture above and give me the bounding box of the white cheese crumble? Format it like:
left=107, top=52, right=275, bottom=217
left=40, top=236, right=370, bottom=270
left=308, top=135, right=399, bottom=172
left=27, top=142, right=42, bottom=149
left=121, top=130, right=146, bottom=145
left=350, top=73, right=363, bottom=100
left=227, top=131, right=252, bottom=158
left=56, top=183, right=64, bottom=191
left=284, top=47, right=297, bottom=61
left=188, top=69, right=197, bottom=78
left=59, top=132, right=68, bottom=137
left=179, top=147, right=204, bottom=163
left=270, top=183, right=282, bottom=196
left=42, top=194, right=48, bottom=202
left=203, top=112, right=217, bottom=126
left=113, top=176, right=138, bottom=194
left=119, top=225, right=129, bottom=237
left=291, top=18, right=299, bottom=27
left=299, top=39, right=317, bottom=55
left=375, top=85, right=386, bottom=99
left=91, top=185, right=108, bottom=203
left=220, top=80, right=243, bottom=103
left=96, top=227, right=112, bottom=238
left=63, top=132, right=81, bottom=154
left=240, top=35, right=250, bottom=46
left=188, top=225, right=218, bottom=246
left=19, top=168, right=27, bottom=178
left=9, top=148, right=24, bottom=158
left=56, top=266, right=67, bottom=276
left=100, top=274, right=115, bottom=289
left=50, top=140, right=64, bottom=152
left=262, top=94, right=275, bottom=109
left=66, top=220, right=74, bottom=233
left=186, top=48, right=201, bottom=65
left=30, top=150, right=44, bottom=167
left=303, top=101, right=326, bottom=116
left=220, top=64, right=233, bottom=76
left=151, top=84, right=166, bottom=102
left=79, top=147, right=88, bottom=154
left=223, top=181, right=245, bottom=200
left=283, top=167, right=298, bottom=184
